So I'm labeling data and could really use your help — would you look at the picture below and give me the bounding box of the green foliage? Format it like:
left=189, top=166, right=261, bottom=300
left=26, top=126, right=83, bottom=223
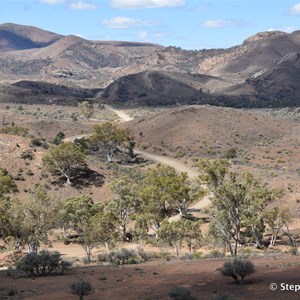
left=263, top=207, right=296, bottom=248
left=70, top=279, right=93, bottom=300
left=0, top=168, right=17, bottom=197
left=89, top=122, right=132, bottom=162
left=70, top=112, right=79, bottom=122
left=132, top=214, right=149, bottom=248
left=195, top=158, right=230, bottom=187
left=109, top=175, right=139, bottom=238
left=17, top=250, right=71, bottom=276
left=59, top=196, right=118, bottom=261
left=168, top=286, right=196, bottom=300
left=43, top=142, right=86, bottom=184
left=30, top=137, right=47, bottom=148
left=139, top=165, right=192, bottom=232
left=217, top=259, right=255, bottom=284
left=223, top=148, right=237, bottom=159
left=157, top=220, right=202, bottom=256
left=98, top=248, right=148, bottom=266
left=197, top=159, right=278, bottom=255
left=0, top=124, right=29, bottom=137
left=78, top=101, right=94, bottom=120
left=52, top=132, right=65, bottom=145
left=1, top=186, right=62, bottom=252
left=207, top=250, right=225, bottom=258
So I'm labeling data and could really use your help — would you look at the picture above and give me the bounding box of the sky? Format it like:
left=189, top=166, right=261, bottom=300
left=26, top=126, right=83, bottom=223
left=1, top=0, right=300, bottom=50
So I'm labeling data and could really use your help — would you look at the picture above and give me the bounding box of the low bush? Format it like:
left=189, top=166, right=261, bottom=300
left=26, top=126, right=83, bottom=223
left=289, top=247, right=298, bottom=256
left=223, top=148, right=237, bottom=159
left=217, top=259, right=255, bottom=284
left=70, top=279, right=93, bottom=300
left=30, top=137, right=49, bottom=149
left=0, top=124, right=28, bottom=137
left=97, top=248, right=150, bottom=266
left=159, top=252, right=172, bottom=261
left=20, top=150, right=34, bottom=160
left=168, top=286, right=196, bottom=300
left=17, top=250, right=71, bottom=276
left=210, top=293, right=236, bottom=300
left=53, top=132, right=65, bottom=145
left=207, top=250, right=224, bottom=258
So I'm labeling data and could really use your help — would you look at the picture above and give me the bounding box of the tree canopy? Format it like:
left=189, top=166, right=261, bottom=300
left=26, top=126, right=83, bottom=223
left=89, top=122, right=132, bottom=162
left=196, top=158, right=278, bottom=256
left=43, top=142, right=86, bottom=185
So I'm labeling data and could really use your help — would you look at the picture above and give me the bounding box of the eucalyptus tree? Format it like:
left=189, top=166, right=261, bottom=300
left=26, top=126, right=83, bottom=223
left=196, top=158, right=278, bottom=256
left=89, top=122, right=132, bottom=163
left=43, top=142, right=86, bottom=185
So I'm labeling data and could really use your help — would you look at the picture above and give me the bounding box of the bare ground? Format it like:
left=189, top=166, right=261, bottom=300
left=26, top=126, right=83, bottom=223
left=1, top=255, right=300, bottom=300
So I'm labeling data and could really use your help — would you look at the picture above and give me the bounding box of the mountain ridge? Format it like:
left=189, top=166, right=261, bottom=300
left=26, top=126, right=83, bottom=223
left=1, top=23, right=300, bottom=107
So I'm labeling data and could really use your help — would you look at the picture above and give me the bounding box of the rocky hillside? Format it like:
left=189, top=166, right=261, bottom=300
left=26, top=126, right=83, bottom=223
left=126, top=105, right=300, bottom=214
left=1, top=23, right=300, bottom=107
left=0, top=23, right=62, bottom=52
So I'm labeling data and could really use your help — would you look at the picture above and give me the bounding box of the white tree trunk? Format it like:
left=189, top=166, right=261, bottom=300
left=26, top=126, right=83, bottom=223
left=107, top=149, right=113, bottom=162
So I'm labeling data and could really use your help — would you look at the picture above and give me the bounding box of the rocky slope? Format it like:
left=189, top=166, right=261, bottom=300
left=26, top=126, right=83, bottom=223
left=1, top=23, right=300, bottom=107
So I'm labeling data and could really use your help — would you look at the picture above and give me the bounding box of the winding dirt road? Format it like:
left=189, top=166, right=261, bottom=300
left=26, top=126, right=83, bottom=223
left=65, top=105, right=211, bottom=210
left=103, top=104, right=134, bottom=122
left=104, top=105, right=212, bottom=210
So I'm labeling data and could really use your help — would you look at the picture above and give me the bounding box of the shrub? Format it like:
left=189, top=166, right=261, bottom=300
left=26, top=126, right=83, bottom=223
left=289, top=247, right=298, bottom=256
left=26, top=169, right=34, bottom=176
left=97, top=248, right=149, bottom=266
left=31, top=137, right=48, bottom=149
left=7, top=289, right=18, bottom=296
left=110, top=248, right=136, bottom=265
left=210, top=293, right=236, bottom=300
left=168, top=286, right=196, bottom=300
left=0, top=124, right=28, bottom=137
left=17, top=250, right=71, bottom=276
left=217, top=259, right=255, bottom=284
left=180, top=253, right=193, bottom=260
left=207, top=250, right=224, bottom=258
left=70, top=279, right=93, bottom=300
left=53, top=132, right=65, bottom=145
left=192, top=252, right=203, bottom=260
left=223, top=148, right=237, bottom=159
left=20, top=150, right=34, bottom=160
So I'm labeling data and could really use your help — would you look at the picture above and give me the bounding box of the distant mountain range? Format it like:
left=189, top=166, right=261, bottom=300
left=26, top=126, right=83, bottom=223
left=1, top=23, right=300, bottom=107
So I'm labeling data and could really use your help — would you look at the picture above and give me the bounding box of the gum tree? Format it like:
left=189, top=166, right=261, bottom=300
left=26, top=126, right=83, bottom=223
left=43, top=142, right=86, bottom=185
left=109, top=175, right=139, bottom=239
left=196, top=158, right=277, bottom=256
left=89, top=122, right=132, bottom=163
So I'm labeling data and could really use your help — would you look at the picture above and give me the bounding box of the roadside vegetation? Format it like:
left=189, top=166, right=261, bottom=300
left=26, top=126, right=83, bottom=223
left=0, top=112, right=299, bottom=299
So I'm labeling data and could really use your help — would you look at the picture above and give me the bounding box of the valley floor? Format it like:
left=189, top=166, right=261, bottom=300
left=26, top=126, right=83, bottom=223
left=1, top=255, right=300, bottom=300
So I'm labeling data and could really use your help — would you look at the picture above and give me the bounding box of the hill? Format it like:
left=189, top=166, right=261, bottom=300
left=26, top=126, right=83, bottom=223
left=0, top=23, right=62, bottom=52
left=126, top=105, right=300, bottom=214
left=102, top=70, right=228, bottom=106
left=1, top=23, right=300, bottom=107
left=102, top=30, right=300, bottom=107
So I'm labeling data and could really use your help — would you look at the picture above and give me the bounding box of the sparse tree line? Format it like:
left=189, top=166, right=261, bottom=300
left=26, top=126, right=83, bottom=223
left=196, top=158, right=297, bottom=255
left=0, top=121, right=298, bottom=265
left=0, top=160, right=297, bottom=263
left=0, top=163, right=201, bottom=261
left=43, top=122, right=134, bottom=185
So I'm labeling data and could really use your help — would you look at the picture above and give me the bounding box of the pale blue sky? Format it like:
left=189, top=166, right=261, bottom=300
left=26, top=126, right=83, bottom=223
left=1, top=0, right=300, bottom=49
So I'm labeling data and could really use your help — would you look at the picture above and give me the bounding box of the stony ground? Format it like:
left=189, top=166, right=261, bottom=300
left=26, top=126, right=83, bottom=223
left=1, top=254, right=300, bottom=300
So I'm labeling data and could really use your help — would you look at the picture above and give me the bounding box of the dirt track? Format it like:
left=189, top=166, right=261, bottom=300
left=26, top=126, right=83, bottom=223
left=65, top=105, right=212, bottom=210
left=104, top=104, right=134, bottom=122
